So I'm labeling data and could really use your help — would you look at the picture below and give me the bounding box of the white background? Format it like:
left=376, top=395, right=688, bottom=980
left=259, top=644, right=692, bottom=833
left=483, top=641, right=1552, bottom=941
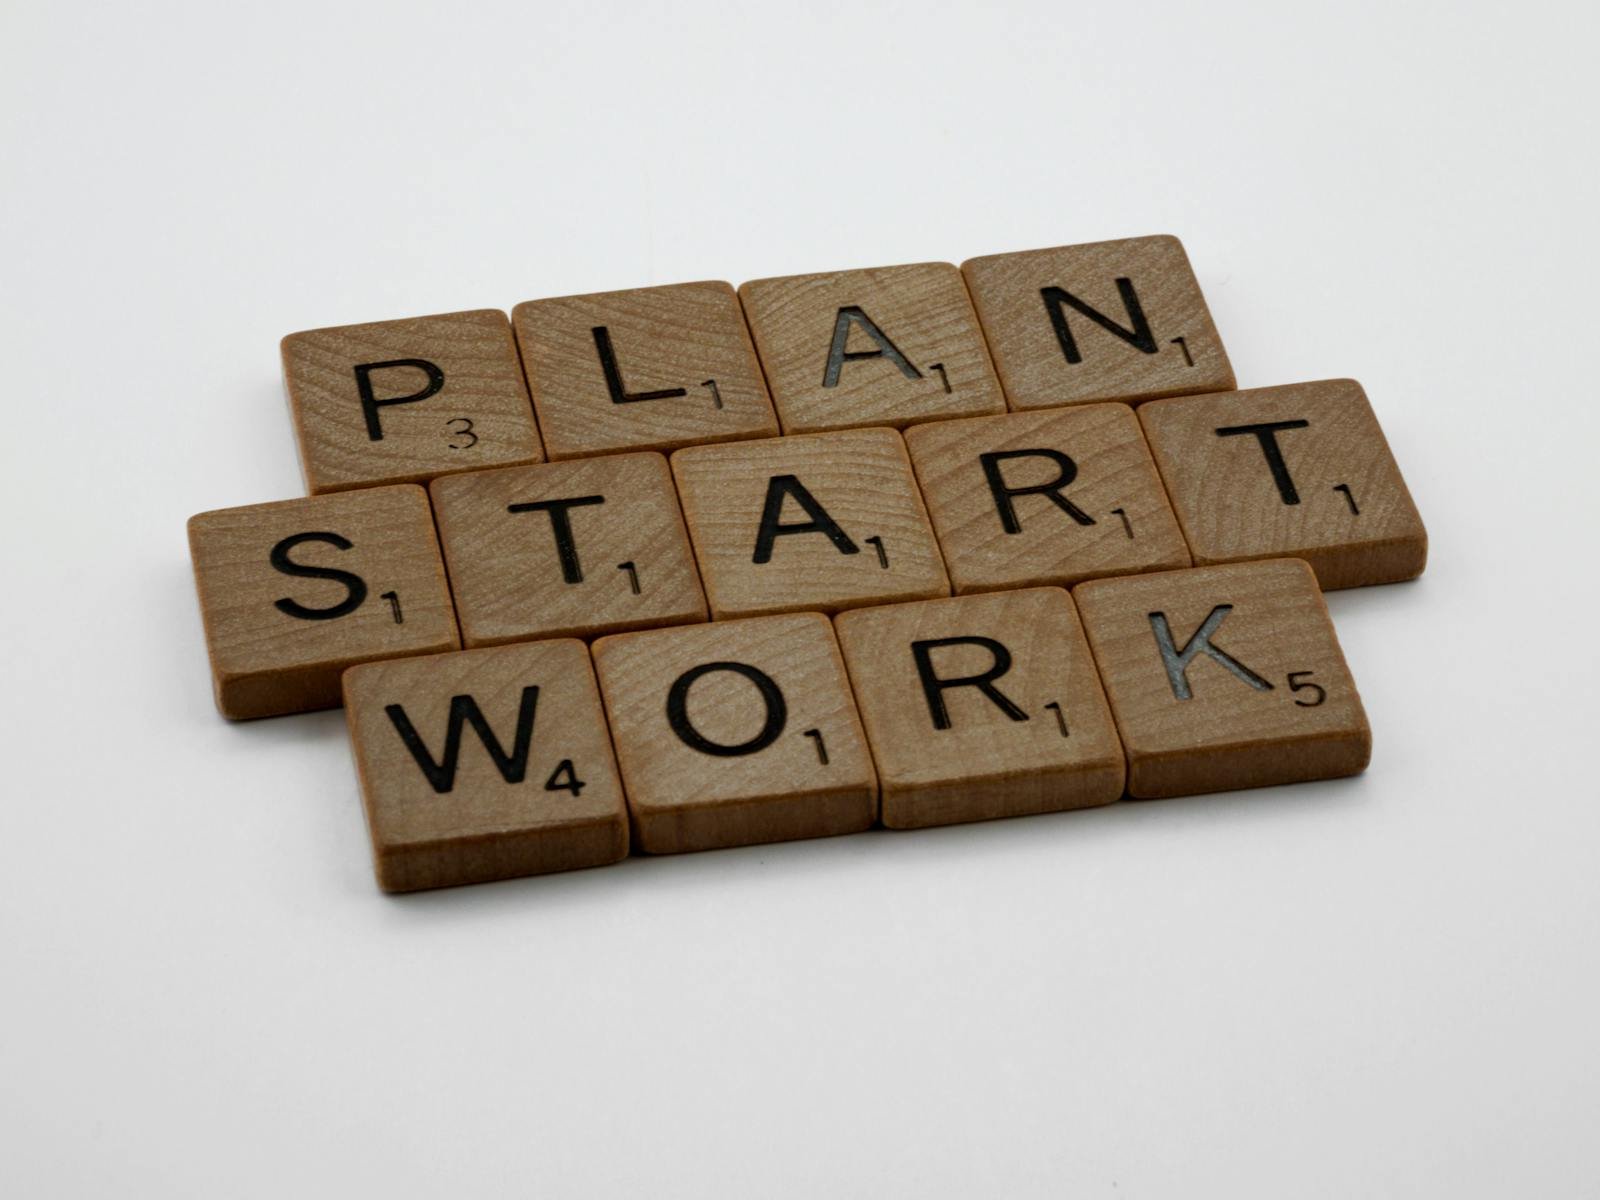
left=3, top=1, right=1596, bottom=1195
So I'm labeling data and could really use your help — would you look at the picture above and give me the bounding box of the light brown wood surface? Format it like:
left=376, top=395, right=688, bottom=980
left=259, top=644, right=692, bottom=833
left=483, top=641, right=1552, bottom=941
left=1073, top=559, right=1369, bottom=799
left=188, top=485, right=459, bottom=720
left=591, top=613, right=877, bottom=854
left=739, top=262, right=1005, bottom=434
left=282, top=309, right=543, bottom=494
left=512, top=281, right=778, bottom=460
left=904, top=402, right=1191, bottom=593
left=1138, top=379, right=1428, bottom=589
left=671, top=427, right=949, bottom=619
left=430, top=451, right=705, bottom=646
left=343, top=639, right=628, bottom=891
left=834, top=588, right=1123, bottom=829
left=962, top=235, right=1234, bottom=410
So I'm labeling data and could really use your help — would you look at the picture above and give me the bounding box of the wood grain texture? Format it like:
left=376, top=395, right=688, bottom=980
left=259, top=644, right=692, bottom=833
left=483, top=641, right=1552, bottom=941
left=904, top=402, right=1191, bottom=593
left=282, top=309, right=543, bottom=494
left=343, top=640, right=627, bottom=892
left=962, top=235, right=1234, bottom=410
left=430, top=451, right=705, bottom=646
left=591, top=613, right=877, bottom=854
left=834, top=588, right=1123, bottom=829
left=512, top=281, right=778, bottom=460
left=739, top=262, right=1005, bottom=433
left=1138, top=379, right=1428, bottom=589
left=1074, top=559, right=1369, bottom=799
left=672, top=427, right=949, bottom=619
left=188, top=485, right=458, bottom=720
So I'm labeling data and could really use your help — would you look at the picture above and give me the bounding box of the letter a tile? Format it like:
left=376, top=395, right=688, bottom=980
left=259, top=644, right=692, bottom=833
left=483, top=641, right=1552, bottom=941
left=1074, top=559, right=1370, bottom=798
left=282, top=309, right=544, bottom=494
left=834, top=589, right=1123, bottom=829
left=188, top=485, right=459, bottom=719
left=343, top=640, right=628, bottom=891
left=739, top=262, right=1005, bottom=434
left=672, top=428, right=949, bottom=619
left=1138, top=379, right=1427, bottom=589
left=962, top=235, right=1234, bottom=410
left=592, top=614, right=877, bottom=854
left=512, top=281, right=778, bottom=460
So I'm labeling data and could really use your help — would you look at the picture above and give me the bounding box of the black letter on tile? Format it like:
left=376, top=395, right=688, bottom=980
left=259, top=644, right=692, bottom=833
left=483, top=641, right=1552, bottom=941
left=508, top=495, right=607, bottom=584
left=593, top=326, right=688, bottom=404
left=752, top=475, right=859, bottom=563
left=270, top=531, right=368, bottom=620
left=385, top=686, right=540, bottom=794
left=1040, top=279, right=1158, bottom=364
left=979, top=448, right=1096, bottom=534
left=666, top=662, right=787, bottom=756
left=822, top=306, right=922, bottom=387
left=1148, top=606, right=1273, bottom=700
left=1214, top=420, right=1311, bottom=505
left=912, top=636, right=1030, bottom=730
left=353, top=359, right=445, bottom=441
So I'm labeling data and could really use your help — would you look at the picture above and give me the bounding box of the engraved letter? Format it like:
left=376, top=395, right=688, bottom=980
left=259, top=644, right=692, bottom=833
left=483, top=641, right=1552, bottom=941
left=508, top=495, right=607, bottom=584
left=752, top=475, right=859, bottom=563
left=979, top=448, right=1095, bottom=534
left=1148, top=606, right=1273, bottom=700
left=386, top=686, right=540, bottom=794
left=1040, top=279, right=1158, bottom=364
left=1214, top=420, right=1311, bottom=505
left=353, top=359, right=445, bottom=441
left=666, top=662, right=787, bottom=756
left=270, top=531, right=368, bottom=621
left=822, top=306, right=922, bottom=387
left=911, top=636, right=1029, bottom=730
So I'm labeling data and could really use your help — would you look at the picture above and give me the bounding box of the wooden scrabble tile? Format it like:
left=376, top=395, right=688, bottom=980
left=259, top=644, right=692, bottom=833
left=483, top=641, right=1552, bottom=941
left=834, top=589, right=1123, bottom=829
left=738, top=262, right=1006, bottom=434
left=188, top=485, right=459, bottom=720
left=962, top=235, right=1234, bottom=410
left=1074, top=559, right=1370, bottom=799
left=1138, top=379, right=1428, bottom=589
left=512, top=281, right=778, bottom=460
left=282, top=309, right=543, bottom=494
left=591, top=613, right=877, bottom=854
left=343, top=640, right=628, bottom=892
left=671, top=428, right=949, bottom=619
left=904, top=403, right=1191, bottom=593
left=430, top=452, right=706, bottom=646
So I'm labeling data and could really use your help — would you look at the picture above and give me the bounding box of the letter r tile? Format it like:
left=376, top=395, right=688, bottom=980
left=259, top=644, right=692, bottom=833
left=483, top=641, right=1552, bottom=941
left=343, top=640, right=628, bottom=891
left=834, top=588, right=1124, bottom=829
left=512, top=281, right=778, bottom=460
left=962, top=235, right=1234, bottom=410
left=1074, top=559, right=1370, bottom=798
left=904, top=402, right=1191, bottom=592
left=592, top=614, right=877, bottom=854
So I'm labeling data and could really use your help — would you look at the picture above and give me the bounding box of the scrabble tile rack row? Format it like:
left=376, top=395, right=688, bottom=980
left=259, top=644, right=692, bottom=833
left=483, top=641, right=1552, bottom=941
left=188, top=234, right=1427, bottom=892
